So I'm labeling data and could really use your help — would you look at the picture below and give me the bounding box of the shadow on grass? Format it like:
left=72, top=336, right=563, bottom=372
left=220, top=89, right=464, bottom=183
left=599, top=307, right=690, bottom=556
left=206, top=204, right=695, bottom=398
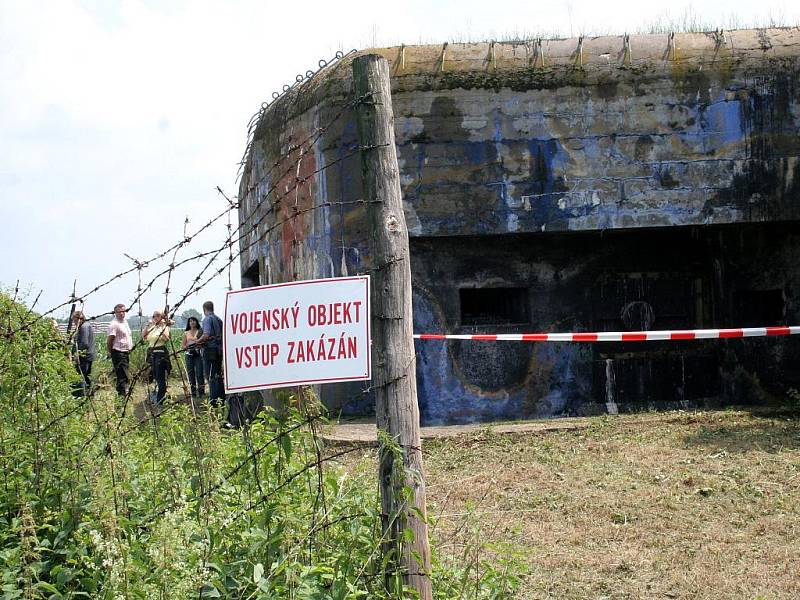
left=682, top=406, right=800, bottom=453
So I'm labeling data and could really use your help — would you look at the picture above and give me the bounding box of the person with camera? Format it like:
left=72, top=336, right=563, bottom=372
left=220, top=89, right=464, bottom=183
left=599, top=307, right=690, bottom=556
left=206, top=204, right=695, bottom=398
left=142, top=310, right=172, bottom=406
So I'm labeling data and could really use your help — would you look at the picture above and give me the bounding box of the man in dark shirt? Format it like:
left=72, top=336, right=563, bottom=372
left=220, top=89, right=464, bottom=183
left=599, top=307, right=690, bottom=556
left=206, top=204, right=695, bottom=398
left=71, top=311, right=96, bottom=397
left=197, top=300, right=225, bottom=407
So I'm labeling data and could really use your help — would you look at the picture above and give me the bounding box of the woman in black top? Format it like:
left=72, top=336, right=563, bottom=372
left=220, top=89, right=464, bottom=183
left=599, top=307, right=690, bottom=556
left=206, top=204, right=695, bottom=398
left=182, top=316, right=205, bottom=398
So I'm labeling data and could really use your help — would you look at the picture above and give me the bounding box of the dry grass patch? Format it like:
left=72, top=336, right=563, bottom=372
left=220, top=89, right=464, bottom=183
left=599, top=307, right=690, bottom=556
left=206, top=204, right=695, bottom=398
left=423, top=409, right=800, bottom=599
left=339, top=409, right=800, bottom=599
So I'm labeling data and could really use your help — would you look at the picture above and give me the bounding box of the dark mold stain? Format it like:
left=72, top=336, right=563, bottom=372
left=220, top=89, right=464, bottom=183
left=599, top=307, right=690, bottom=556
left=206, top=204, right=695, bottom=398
left=595, top=77, right=619, bottom=100
left=672, top=67, right=712, bottom=104
left=712, top=65, right=800, bottom=220
left=658, top=167, right=680, bottom=189
left=634, top=135, right=655, bottom=161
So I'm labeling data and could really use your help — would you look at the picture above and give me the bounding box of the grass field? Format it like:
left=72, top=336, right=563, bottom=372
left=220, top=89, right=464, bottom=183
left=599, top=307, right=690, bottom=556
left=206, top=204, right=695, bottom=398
left=340, top=409, right=800, bottom=599
left=89, top=349, right=799, bottom=599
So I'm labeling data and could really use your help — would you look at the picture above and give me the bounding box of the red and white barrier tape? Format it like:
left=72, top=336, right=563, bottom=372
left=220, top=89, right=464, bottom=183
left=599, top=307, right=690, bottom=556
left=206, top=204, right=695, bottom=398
left=414, top=326, right=800, bottom=342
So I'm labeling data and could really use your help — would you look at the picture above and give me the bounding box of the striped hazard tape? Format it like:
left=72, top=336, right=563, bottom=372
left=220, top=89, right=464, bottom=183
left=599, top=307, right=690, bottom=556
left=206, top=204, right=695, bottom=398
left=413, top=326, right=800, bottom=342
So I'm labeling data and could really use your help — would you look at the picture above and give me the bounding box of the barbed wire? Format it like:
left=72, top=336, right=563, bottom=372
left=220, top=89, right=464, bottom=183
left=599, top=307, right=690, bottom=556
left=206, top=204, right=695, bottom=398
left=0, top=60, right=397, bottom=567
left=239, top=49, right=358, bottom=180
left=5, top=88, right=382, bottom=350
left=6, top=165, right=377, bottom=469
left=2, top=94, right=365, bottom=338
left=6, top=131, right=397, bottom=442
left=0, top=48, right=450, bottom=598
left=6, top=85, right=413, bottom=454
left=1, top=201, right=237, bottom=337
left=2, top=300, right=379, bottom=540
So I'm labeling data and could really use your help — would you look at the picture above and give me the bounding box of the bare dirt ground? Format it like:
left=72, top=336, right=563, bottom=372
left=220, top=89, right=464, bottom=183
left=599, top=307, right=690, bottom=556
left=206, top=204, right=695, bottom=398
left=333, top=408, right=800, bottom=600
left=322, top=418, right=588, bottom=443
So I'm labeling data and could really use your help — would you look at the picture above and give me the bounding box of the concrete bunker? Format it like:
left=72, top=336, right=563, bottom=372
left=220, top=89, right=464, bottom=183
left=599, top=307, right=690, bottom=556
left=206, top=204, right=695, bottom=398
left=239, top=29, right=800, bottom=424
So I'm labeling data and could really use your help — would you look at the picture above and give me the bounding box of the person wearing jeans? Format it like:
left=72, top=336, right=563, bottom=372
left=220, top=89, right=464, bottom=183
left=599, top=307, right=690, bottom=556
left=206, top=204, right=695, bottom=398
left=71, top=310, right=96, bottom=397
left=143, top=310, right=171, bottom=405
left=198, top=300, right=224, bottom=407
left=182, top=316, right=205, bottom=398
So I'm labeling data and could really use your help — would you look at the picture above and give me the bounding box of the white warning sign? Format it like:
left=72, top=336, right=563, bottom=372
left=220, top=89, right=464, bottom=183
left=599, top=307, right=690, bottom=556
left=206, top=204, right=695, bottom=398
left=223, top=276, right=371, bottom=392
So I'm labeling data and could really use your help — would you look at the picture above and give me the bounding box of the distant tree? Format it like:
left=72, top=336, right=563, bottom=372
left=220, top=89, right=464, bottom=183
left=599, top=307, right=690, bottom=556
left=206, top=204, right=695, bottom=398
left=126, top=315, right=148, bottom=330
left=180, top=308, right=202, bottom=327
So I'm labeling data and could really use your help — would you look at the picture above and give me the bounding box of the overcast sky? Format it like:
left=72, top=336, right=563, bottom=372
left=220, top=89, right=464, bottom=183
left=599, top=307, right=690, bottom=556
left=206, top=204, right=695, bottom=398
left=1, top=0, right=798, bottom=320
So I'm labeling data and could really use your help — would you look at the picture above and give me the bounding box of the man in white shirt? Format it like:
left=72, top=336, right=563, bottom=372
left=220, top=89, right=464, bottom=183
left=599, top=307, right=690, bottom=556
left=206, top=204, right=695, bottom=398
left=106, top=303, right=133, bottom=396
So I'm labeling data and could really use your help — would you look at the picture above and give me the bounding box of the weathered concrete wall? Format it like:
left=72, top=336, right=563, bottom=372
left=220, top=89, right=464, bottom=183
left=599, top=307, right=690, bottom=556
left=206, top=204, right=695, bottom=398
left=388, top=32, right=800, bottom=236
left=411, top=224, right=800, bottom=422
left=239, top=28, right=800, bottom=423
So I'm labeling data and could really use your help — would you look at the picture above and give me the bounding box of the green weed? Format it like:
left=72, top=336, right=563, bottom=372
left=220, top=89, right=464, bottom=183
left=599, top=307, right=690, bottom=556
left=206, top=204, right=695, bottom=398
left=0, top=292, right=520, bottom=599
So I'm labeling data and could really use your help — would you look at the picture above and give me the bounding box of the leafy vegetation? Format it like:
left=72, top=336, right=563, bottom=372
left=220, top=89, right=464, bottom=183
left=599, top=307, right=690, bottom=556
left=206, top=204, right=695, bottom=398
left=0, top=293, right=520, bottom=599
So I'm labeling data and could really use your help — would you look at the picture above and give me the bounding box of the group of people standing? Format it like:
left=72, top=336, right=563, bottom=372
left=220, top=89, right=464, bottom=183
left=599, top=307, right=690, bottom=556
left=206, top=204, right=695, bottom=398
left=70, top=301, right=225, bottom=408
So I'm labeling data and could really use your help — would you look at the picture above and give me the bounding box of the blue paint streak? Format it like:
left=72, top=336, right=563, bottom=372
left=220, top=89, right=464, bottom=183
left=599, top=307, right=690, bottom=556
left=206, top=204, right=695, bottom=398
left=676, top=97, right=745, bottom=153
left=703, top=99, right=744, bottom=147
left=463, top=141, right=495, bottom=165
left=311, top=131, right=333, bottom=278
left=507, top=138, right=571, bottom=228
left=412, top=288, right=588, bottom=425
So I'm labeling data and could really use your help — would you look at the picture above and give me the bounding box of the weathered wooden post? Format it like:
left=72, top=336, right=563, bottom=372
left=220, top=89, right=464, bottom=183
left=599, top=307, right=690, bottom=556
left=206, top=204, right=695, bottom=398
left=352, top=54, right=432, bottom=599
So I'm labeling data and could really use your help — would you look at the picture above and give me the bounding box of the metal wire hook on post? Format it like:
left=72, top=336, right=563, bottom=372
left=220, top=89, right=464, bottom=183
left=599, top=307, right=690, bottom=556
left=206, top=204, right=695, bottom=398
left=623, top=33, right=632, bottom=65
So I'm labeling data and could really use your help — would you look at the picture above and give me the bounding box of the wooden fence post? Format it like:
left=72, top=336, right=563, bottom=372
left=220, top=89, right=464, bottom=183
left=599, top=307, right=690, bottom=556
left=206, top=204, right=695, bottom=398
left=352, top=54, right=432, bottom=600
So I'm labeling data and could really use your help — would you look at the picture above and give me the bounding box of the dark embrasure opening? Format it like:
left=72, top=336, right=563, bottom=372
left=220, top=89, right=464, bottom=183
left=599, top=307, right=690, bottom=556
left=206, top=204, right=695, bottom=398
left=459, top=287, right=529, bottom=326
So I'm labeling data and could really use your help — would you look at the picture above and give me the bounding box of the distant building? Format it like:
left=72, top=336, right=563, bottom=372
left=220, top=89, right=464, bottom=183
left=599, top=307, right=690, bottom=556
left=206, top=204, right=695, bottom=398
left=57, top=321, right=108, bottom=335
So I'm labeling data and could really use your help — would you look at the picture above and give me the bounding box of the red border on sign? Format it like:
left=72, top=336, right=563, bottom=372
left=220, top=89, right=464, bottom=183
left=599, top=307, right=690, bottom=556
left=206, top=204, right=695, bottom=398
left=223, top=276, right=371, bottom=392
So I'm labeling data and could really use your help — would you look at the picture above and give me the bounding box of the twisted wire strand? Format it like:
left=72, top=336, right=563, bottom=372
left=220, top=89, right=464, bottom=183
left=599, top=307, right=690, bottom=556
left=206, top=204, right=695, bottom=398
left=3, top=94, right=361, bottom=337
left=0, top=59, right=438, bottom=596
